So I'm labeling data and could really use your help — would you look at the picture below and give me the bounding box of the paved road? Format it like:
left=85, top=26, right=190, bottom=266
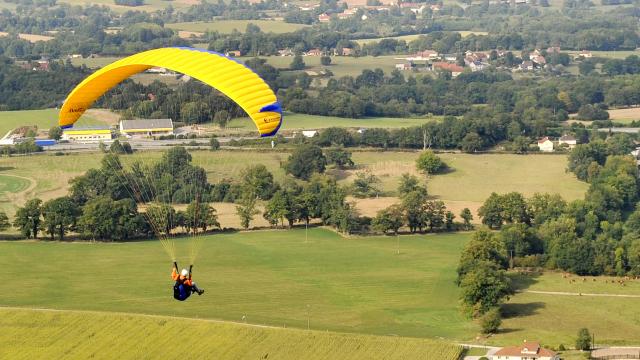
left=458, top=344, right=500, bottom=360
left=523, top=290, right=640, bottom=298
left=43, top=136, right=286, bottom=152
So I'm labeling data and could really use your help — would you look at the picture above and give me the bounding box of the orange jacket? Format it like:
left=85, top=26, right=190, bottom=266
left=172, top=268, right=193, bottom=286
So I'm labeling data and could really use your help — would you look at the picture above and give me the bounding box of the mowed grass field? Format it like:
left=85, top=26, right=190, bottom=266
left=166, top=20, right=309, bottom=34
left=353, top=31, right=489, bottom=45
left=346, top=152, right=587, bottom=221
left=56, top=0, right=196, bottom=13
left=494, top=272, right=640, bottom=346
left=0, top=308, right=462, bottom=360
left=0, top=109, right=104, bottom=137
left=607, top=107, right=640, bottom=123
left=225, top=112, right=440, bottom=131
left=0, top=229, right=478, bottom=340
left=253, top=55, right=400, bottom=77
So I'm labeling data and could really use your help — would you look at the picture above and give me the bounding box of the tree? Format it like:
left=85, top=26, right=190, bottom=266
left=209, top=138, right=220, bottom=150
left=351, top=171, right=381, bottom=198
left=457, top=228, right=509, bottom=281
left=425, top=200, right=447, bottom=231
left=290, top=54, right=306, bottom=70
left=320, top=55, right=332, bottom=66
left=214, top=110, right=229, bottom=128
left=109, top=139, right=133, bottom=154
left=445, top=211, right=455, bottom=230
left=577, top=104, right=609, bottom=121
left=402, top=188, right=429, bottom=233
left=285, top=144, right=326, bottom=180
left=576, top=328, right=591, bottom=350
left=183, top=201, right=219, bottom=233
left=263, top=190, right=290, bottom=228
left=0, top=211, right=10, bottom=232
left=579, top=59, right=595, bottom=75
left=13, top=198, right=42, bottom=239
left=241, top=164, right=277, bottom=200
left=236, top=196, right=259, bottom=229
left=459, top=261, right=512, bottom=317
left=49, top=126, right=62, bottom=140
left=461, top=132, right=483, bottom=153
left=416, top=150, right=446, bottom=175
left=41, top=197, right=80, bottom=240
left=460, top=208, right=473, bottom=230
left=480, top=307, right=502, bottom=334
left=325, top=148, right=354, bottom=169
left=144, top=203, right=176, bottom=236
left=372, top=204, right=404, bottom=234
left=398, top=173, right=423, bottom=197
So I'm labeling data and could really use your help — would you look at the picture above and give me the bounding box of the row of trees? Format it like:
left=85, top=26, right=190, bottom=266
left=372, top=173, right=473, bottom=234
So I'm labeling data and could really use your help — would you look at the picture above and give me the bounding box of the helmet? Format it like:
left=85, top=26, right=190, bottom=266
left=181, top=269, right=189, bottom=277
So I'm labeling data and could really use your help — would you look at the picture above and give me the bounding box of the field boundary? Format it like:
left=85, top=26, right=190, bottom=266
left=522, top=290, right=640, bottom=298
left=0, top=305, right=281, bottom=329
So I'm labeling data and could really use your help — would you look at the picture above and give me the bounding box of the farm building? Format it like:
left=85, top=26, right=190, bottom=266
left=61, top=126, right=112, bottom=142
left=119, top=119, right=174, bottom=137
left=537, top=137, right=554, bottom=152
left=492, top=340, right=558, bottom=360
left=302, top=130, right=318, bottom=138
left=432, top=62, right=464, bottom=77
left=558, top=134, right=577, bottom=149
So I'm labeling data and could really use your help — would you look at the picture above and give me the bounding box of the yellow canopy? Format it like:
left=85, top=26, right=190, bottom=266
left=59, top=47, right=282, bottom=137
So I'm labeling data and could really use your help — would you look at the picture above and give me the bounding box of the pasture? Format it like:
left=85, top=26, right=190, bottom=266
left=0, top=31, right=54, bottom=42
left=0, top=229, right=477, bottom=340
left=568, top=50, right=640, bottom=59
left=0, top=109, right=104, bottom=138
left=253, top=55, right=400, bottom=77
left=225, top=112, right=440, bottom=131
left=495, top=272, right=640, bottom=346
left=0, top=308, right=462, bottom=360
left=56, top=0, right=196, bottom=13
left=607, top=107, right=640, bottom=123
left=347, top=152, right=588, bottom=201
left=353, top=31, right=489, bottom=45
left=166, top=20, right=309, bottom=34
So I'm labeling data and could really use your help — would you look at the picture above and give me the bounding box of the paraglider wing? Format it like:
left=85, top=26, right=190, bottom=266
left=59, top=47, right=282, bottom=137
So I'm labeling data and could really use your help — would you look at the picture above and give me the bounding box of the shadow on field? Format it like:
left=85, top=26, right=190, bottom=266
left=501, top=302, right=546, bottom=318
left=509, top=271, right=542, bottom=291
left=0, top=167, right=15, bottom=172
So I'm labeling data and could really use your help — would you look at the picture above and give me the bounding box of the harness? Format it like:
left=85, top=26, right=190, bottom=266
left=173, top=262, right=193, bottom=301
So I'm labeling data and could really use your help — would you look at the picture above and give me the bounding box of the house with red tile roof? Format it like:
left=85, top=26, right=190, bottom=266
left=432, top=62, right=464, bottom=77
left=537, top=137, right=554, bottom=152
left=492, top=340, right=558, bottom=360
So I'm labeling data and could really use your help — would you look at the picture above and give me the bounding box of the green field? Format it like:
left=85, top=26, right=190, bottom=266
left=3, top=229, right=640, bottom=347
left=0, top=308, right=462, bottom=360
left=166, top=20, right=309, bottom=34
left=349, top=152, right=588, bottom=201
left=494, top=272, right=640, bottom=346
left=568, top=50, right=640, bottom=59
left=225, top=112, right=440, bottom=131
left=252, top=55, right=400, bottom=77
left=0, top=109, right=104, bottom=138
left=70, top=56, right=125, bottom=68
left=56, top=0, right=194, bottom=13
left=0, top=174, right=31, bottom=194
left=353, top=31, right=489, bottom=45
left=0, top=229, right=478, bottom=340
